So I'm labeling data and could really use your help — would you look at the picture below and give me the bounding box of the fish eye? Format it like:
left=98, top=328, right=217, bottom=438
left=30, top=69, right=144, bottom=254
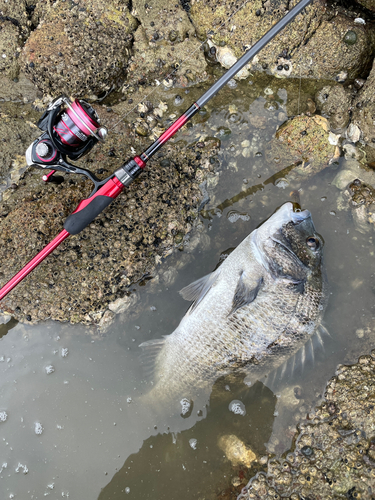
left=306, top=236, right=319, bottom=251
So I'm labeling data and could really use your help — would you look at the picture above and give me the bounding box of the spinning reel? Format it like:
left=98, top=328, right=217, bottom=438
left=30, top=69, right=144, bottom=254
left=26, top=96, right=108, bottom=187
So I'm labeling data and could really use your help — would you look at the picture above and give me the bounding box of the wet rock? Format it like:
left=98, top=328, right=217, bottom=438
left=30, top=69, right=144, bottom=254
left=0, top=0, right=29, bottom=32
left=132, top=0, right=194, bottom=43
left=0, top=72, right=39, bottom=103
left=124, top=23, right=207, bottom=92
left=332, top=158, right=375, bottom=191
left=315, top=85, right=352, bottom=133
left=21, top=0, right=138, bottom=98
left=0, top=106, right=220, bottom=324
left=344, top=178, right=375, bottom=233
left=266, top=115, right=337, bottom=180
left=0, top=20, right=21, bottom=79
left=343, top=143, right=363, bottom=161
left=352, top=58, right=375, bottom=156
left=108, top=293, right=139, bottom=315
left=355, top=0, right=375, bottom=12
left=189, top=2, right=374, bottom=82
left=240, top=353, right=375, bottom=499
left=0, top=102, right=40, bottom=194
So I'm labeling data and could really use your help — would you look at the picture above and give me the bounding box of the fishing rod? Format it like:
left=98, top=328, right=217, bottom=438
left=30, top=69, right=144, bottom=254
left=0, top=0, right=313, bottom=301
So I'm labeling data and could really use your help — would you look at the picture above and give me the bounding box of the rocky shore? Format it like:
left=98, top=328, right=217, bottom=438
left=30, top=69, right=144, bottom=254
left=239, top=352, right=375, bottom=499
left=0, top=0, right=374, bottom=326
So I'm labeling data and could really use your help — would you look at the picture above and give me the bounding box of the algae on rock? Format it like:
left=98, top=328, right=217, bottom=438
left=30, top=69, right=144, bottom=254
left=265, top=114, right=337, bottom=180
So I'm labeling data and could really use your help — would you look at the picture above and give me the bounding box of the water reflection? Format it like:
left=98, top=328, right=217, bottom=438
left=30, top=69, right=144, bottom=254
left=98, top=379, right=276, bottom=500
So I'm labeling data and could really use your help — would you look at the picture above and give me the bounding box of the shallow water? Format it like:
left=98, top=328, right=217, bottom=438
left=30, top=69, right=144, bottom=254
left=1, top=76, right=375, bottom=499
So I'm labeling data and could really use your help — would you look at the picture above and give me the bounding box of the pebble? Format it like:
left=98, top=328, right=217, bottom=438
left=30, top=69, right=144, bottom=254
left=356, top=328, right=364, bottom=338
left=135, top=124, right=148, bottom=137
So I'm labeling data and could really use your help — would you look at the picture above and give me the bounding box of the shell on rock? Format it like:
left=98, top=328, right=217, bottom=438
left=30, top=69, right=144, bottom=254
left=346, top=123, right=361, bottom=143
left=207, top=40, right=250, bottom=79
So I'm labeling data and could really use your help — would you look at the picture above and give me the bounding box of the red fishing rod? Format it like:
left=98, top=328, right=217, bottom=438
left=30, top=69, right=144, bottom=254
left=0, top=0, right=313, bottom=301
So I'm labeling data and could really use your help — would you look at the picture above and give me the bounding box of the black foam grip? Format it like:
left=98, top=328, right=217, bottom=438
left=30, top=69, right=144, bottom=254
left=64, top=195, right=113, bottom=235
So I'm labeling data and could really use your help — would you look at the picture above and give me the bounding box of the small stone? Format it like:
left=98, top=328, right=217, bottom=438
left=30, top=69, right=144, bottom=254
left=354, top=78, right=365, bottom=89
left=336, top=71, right=348, bottom=83
left=356, top=328, right=364, bottom=338
left=169, top=30, right=177, bottom=42
left=343, top=30, right=357, bottom=45
left=218, top=434, right=256, bottom=467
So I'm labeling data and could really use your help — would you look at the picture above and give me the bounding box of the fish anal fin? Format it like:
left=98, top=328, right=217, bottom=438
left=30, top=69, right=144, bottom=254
left=179, top=269, right=220, bottom=312
left=139, top=338, right=165, bottom=382
left=229, top=272, right=263, bottom=316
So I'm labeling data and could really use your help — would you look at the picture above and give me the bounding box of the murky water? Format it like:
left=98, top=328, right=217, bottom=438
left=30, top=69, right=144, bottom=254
left=1, top=76, right=375, bottom=499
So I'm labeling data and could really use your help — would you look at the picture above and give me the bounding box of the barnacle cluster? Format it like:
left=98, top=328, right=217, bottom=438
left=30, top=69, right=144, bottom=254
left=22, top=0, right=138, bottom=97
left=241, top=353, right=375, bottom=499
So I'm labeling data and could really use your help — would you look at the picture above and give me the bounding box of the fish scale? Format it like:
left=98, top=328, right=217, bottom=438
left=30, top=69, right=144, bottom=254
left=141, top=202, right=326, bottom=404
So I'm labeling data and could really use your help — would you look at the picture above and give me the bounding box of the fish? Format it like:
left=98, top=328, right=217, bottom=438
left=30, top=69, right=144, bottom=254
left=140, top=202, right=326, bottom=404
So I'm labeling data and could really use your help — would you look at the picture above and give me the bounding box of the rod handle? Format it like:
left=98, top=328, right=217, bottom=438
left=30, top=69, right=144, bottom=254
left=64, top=177, right=124, bottom=235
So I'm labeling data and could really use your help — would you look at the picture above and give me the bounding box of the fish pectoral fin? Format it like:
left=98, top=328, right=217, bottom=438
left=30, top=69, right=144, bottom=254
left=179, top=269, right=221, bottom=312
left=229, top=272, right=263, bottom=316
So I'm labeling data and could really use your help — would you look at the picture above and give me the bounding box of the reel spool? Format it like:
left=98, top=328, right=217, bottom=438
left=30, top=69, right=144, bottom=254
left=51, top=98, right=107, bottom=157
left=26, top=96, right=108, bottom=184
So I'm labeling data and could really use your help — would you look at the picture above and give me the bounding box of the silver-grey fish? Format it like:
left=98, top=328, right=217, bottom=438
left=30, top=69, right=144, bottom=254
left=141, top=202, right=326, bottom=402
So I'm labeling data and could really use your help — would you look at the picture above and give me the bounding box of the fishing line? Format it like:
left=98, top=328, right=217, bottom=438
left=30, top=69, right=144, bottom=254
left=108, top=0, right=252, bottom=132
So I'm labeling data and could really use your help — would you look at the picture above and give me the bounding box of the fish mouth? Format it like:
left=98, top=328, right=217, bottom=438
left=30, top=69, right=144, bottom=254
left=277, top=202, right=311, bottom=225
left=250, top=202, right=313, bottom=270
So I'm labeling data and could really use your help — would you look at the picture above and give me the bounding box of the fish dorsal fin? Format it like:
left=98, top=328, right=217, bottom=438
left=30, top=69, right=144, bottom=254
left=179, top=269, right=220, bottom=312
left=139, top=337, right=166, bottom=382
left=229, top=272, right=263, bottom=316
